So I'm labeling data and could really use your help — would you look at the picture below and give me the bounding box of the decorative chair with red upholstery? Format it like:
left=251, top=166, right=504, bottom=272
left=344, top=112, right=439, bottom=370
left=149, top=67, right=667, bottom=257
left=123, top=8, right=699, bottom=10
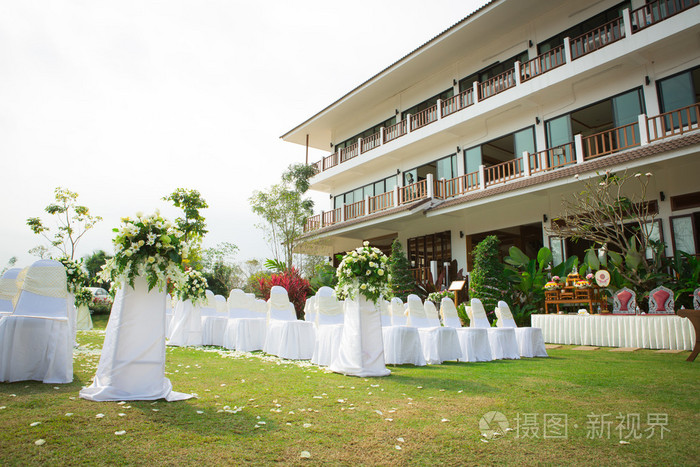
left=612, top=287, right=636, bottom=314
left=693, top=287, right=700, bottom=310
left=648, top=286, right=674, bottom=314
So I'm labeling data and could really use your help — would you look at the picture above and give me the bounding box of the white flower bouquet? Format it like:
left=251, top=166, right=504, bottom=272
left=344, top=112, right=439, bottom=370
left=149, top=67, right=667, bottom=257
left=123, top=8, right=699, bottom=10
left=99, top=211, right=187, bottom=292
left=58, top=257, right=88, bottom=293
left=74, top=288, right=94, bottom=307
left=176, top=269, right=208, bottom=306
left=335, top=241, right=391, bottom=303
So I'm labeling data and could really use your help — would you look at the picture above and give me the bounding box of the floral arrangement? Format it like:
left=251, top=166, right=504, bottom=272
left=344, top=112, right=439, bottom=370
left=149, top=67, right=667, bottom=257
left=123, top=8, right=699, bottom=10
left=544, top=281, right=562, bottom=291
left=99, top=211, right=187, bottom=292
left=551, top=276, right=561, bottom=283
left=574, top=280, right=592, bottom=289
left=74, top=288, right=94, bottom=307
left=90, top=295, right=113, bottom=314
left=335, top=241, right=391, bottom=303
left=176, top=269, right=208, bottom=306
left=427, top=290, right=455, bottom=304
left=58, top=257, right=88, bottom=293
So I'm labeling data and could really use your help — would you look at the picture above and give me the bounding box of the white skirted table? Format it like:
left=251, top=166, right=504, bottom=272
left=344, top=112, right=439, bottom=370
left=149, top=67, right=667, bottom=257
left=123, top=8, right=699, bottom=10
left=532, top=314, right=695, bottom=350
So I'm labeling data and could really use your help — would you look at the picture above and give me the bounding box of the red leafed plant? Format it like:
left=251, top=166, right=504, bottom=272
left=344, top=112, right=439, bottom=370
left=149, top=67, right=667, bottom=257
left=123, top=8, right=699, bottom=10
left=257, top=267, right=311, bottom=319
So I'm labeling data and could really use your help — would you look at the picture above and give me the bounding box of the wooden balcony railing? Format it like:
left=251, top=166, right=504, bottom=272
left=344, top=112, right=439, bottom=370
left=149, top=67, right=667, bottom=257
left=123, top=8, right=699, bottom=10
left=441, top=88, right=474, bottom=117
left=435, top=172, right=480, bottom=199
left=304, top=214, right=321, bottom=232
left=570, top=16, right=625, bottom=60
left=344, top=200, right=365, bottom=221
left=410, top=267, right=433, bottom=288
left=631, top=0, right=699, bottom=33
left=520, top=45, right=566, bottom=82
left=322, top=152, right=338, bottom=171
left=383, top=119, right=407, bottom=143
left=322, top=208, right=341, bottom=227
left=647, top=103, right=700, bottom=142
left=399, top=180, right=428, bottom=204
left=583, top=122, right=640, bottom=160
left=360, top=132, right=381, bottom=153
left=368, top=191, right=395, bottom=214
left=484, top=157, right=524, bottom=187
left=339, top=142, right=359, bottom=163
left=531, top=143, right=575, bottom=172
left=410, top=105, right=438, bottom=131
left=479, top=68, right=515, bottom=100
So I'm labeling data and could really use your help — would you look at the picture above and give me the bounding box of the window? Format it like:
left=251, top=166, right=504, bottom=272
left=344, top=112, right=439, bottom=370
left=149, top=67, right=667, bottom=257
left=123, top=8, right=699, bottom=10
left=407, top=231, right=452, bottom=270
left=549, top=236, right=566, bottom=265
left=401, top=88, right=454, bottom=120
left=657, top=66, right=700, bottom=127
left=436, top=154, right=458, bottom=180
left=671, top=214, right=699, bottom=255
left=333, top=174, right=398, bottom=208
left=458, top=51, right=529, bottom=93
left=403, top=153, right=457, bottom=186
left=334, top=116, right=397, bottom=150
left=466, top=126, right=536, bottom=168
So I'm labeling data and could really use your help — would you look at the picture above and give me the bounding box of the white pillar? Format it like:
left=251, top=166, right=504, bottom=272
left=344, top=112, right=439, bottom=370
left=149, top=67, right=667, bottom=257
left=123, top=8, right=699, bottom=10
left=574, top=134, right=585, bottom=164
left=514, top=61, right=522, bottom=86
left=456, top=148, right=465, bottom=175
left=393, top=186, right=400, bottom=207
left=380, top=126, right=385, bottom=144
left=364, top=196, right=371, bottom=216
left=479, top=164, right=486, bottom=190
left=472, top=81, right=480, bottom=103
left=638, top=114, right=649, bottom=145
left=622, top=8, right=633, bottom=38
left=357, top=137, right=363, bottom=154
left=563, top=37, right=573, bottom=63
left=522, top=151, right=531, bottom=176
left=340, top=204, right=346, bottom=223
left=426, top=173, right=435, bottom=198
left=436, top=99, right=442, bottom=120
left=405, top=114, right=412, bottom=132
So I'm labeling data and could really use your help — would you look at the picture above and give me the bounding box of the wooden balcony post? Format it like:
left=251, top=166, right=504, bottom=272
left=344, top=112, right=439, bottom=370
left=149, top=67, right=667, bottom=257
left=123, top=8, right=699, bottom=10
left=563, top=37, right=573, bottom=63
left=522, top=151, right=531, bottom=177
left=622, top=8, right=633, bottom=38
left=380, top=126, right=385, bottom=145
left=514, top=61, right=522, bottom=86
left=426, top=173, right=435, bottom=198
left=574, top=134, right=585, bottom=164
left=479, top=164, right=486, bottom=190
left=472, top=81, right=480, bottom=103
left=638, top=114, right=649, bottom=145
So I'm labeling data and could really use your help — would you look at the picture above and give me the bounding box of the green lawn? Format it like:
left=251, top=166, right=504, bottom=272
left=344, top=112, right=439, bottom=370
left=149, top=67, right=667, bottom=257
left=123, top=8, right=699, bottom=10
left=0, top=319, right=698, bottom=465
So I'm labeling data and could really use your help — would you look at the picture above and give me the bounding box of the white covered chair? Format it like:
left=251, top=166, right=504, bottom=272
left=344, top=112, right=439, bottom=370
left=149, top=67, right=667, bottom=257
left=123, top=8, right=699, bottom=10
left=311, top=287, right=344, bottom=366
left=304, top=295, right=317, bottom=324
left=495, top=301, right=547, bottom=358
left=379, top=299, right=392, bottom=327
left=0, top=259, right=73, bottom=383
left=648, top=285, right=674, bottom=314
left=200, top=291, right=227, bottom=346
left=468, top=298, right=519, bottom=360
left=440, top=297, right=492, bottom=362
left=0, top=267, right=22, bottom=316
left=215, top=294, right=227, bottom=314
left=694, top=287, right=700, bottom=310
left=263, top=286, right=315, bottom=360
left=222, top=290, right=266, bottom=352
left=406, top=294, right=461, bottom=364
left=168, top=299, right=203, bottom=347
left=381, top=297, right=426, bottom=366
left=424, top=300, right=442, bottom=327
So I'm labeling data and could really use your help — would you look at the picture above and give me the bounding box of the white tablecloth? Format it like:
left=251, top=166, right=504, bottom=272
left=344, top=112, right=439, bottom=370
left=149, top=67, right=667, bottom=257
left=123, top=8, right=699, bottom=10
left=532, top=314, right=695, bottom=350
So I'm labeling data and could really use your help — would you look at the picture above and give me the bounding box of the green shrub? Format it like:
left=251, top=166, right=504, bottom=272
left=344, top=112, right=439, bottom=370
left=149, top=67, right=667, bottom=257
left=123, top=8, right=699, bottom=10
left=388, top=239, right=417, bottom=301
left=469, top=235, right=508, bottom=322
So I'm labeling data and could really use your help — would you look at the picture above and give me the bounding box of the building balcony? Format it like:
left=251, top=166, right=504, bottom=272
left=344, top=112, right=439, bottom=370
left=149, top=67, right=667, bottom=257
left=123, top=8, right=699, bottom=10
left=303, top=103, right=700, bottom=234
left=309, top=1, right=699, bottom=183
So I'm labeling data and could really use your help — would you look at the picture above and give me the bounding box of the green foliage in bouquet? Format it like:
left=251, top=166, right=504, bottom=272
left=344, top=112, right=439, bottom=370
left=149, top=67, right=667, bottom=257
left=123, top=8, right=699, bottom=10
left=176, top=269, right=208, bottom=306
left=99, top=211, right=187, bottom=292
left=57, top=257, right=88, bottom=293
left=335, top=241, right=391, bottom=304
left=73, top=288, right=93, bottom=308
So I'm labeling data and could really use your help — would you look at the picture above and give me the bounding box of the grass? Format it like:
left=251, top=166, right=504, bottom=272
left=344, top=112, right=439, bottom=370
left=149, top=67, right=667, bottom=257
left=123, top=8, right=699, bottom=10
left=0, top=319, right=698, bottom=466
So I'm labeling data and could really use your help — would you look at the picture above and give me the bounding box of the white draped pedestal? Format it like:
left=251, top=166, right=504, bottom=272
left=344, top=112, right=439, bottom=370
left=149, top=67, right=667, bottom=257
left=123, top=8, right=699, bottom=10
left=76, top=304, right=93, bottom=331
left=168, top=300, right=202, bottom=347
left=80, top=279, right=193, bottom=402
left=532, top=314, right=695, bottom=350
left=330, top=295, right=390, bottom=377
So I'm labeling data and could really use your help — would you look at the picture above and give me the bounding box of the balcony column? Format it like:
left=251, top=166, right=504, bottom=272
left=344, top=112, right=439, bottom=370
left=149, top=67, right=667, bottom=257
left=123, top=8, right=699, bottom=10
left=563, top=37, right=573, bottom=63
left=514, top=61, right=522, bottom=86
left=365, top=195, right=370, bottom=216
left=436, top=99, right=442, bottom=120
left=357, top=137, right=363, bottom=155
left=319, top=210, right=325, bottom=227
left=479, top=165, right=486, bottom=190
left=638, top=114, right=649, bottom=146
left=622, top=8, right=633, bottom=38
left=393, top=186, right=400, bottom=207
left=522, top=151, right=531, bottom=177
left=380, top=126, right=385, bottom=144
left=405, top=114, right=412, bottom=133
left=574, top=134, right=585, bottom=164
left=426, top=173, right=435, bottom=198
left=456, top=148, right=465, bottom=176
left=340, top=204, right=346, bottom=223
left=472, top=81, right=480, bottom=103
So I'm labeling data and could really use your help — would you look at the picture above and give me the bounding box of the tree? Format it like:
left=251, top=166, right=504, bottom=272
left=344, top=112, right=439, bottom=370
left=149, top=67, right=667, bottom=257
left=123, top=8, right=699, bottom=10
left=387, top=239, right=416, bottom=301
left=1, top=256, right=17, bottom=275
left=249, top=164, right=314, bottom=270
left=83, top=250, right=113, bottom=289
left=548, top=170, right=663, bottom=291
left=28, top=246, right=50, bottom=259
left=469, top=235, right=508, bottom=318
left=26, top=187, right=102, bottom=260
left=163, top=188, right=208, bottom=244
left=202, top=242, right=244, bottom=295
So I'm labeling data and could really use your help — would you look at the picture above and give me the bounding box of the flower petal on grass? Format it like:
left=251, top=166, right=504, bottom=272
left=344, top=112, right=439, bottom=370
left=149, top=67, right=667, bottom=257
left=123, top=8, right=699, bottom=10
left=115, top=430, right=126, bottom=436
left=300, top=451, right=311, bottom=459
left=441, top=418, right=449, bottom=422
left=30, top=422, right=41, bottom=427
left=303, top=423, right=312, bottom=428
left=65, top=413, right=73, bottom=417
left=619, top=440, right=630, bottom=445
left=34, top=439, right=46, bottom=446
left=96, top=413, right=105, bottom=419
left=397, top=437, right=404, bottom=443
left=395, top=445, right=402, bottom=450
left=196, top=411, right=204, bottom=414
left=118, top=413, right=126, bottom=417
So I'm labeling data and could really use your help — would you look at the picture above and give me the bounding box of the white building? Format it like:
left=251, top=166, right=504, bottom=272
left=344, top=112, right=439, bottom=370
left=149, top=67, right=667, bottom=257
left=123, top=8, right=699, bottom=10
left=282, top=0, right=700, bottom=287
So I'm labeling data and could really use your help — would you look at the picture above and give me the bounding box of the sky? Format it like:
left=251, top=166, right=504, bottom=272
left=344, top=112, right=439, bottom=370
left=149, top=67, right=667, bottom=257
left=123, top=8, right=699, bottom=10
left=0, top=0, right=490, bottom=269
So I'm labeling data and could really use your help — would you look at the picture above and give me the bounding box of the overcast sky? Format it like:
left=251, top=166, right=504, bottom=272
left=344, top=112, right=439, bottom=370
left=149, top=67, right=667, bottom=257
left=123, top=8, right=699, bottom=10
left=0, top=0, right=490, bottom=269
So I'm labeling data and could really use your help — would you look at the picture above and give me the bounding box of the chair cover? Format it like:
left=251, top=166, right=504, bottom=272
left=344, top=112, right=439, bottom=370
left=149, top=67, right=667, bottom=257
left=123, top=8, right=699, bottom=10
left=76, top=304, right=93, bottom=330
left=648, top=286, right=674, bottom=314
left=222, top=290, right=266, bottom=352
left=440, top=298, right=492, bottom=362
left=424, top=300, right=442, bottom=327
left=407, top=295, right=461, bottom=364
left=311, top=287, right=344, bottom=366
left=495, top=301, right=547, bottom=358
left=200, top=292, right=227, bottom=346
left=330, top=295, right=390, bottom=377
left=469, top=299, right=519, bottom=360
left=390, top=297, right=407, bottom=325
left=304, top=295, right=316, bottom=324
left=0, top=260, right=73, bottom=383
left=80, top=277, right=192, bottom=401
left=379, top=299, right=392, bottom=327
left=263, top=286, right=315, bottom=359
left=0, top=267, right=22, bottom=315
left=612, top=287, right=636, bottom=314
left=381, top=296, right=426, bottom=366
left=168, top=299, right=203, bottom=346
